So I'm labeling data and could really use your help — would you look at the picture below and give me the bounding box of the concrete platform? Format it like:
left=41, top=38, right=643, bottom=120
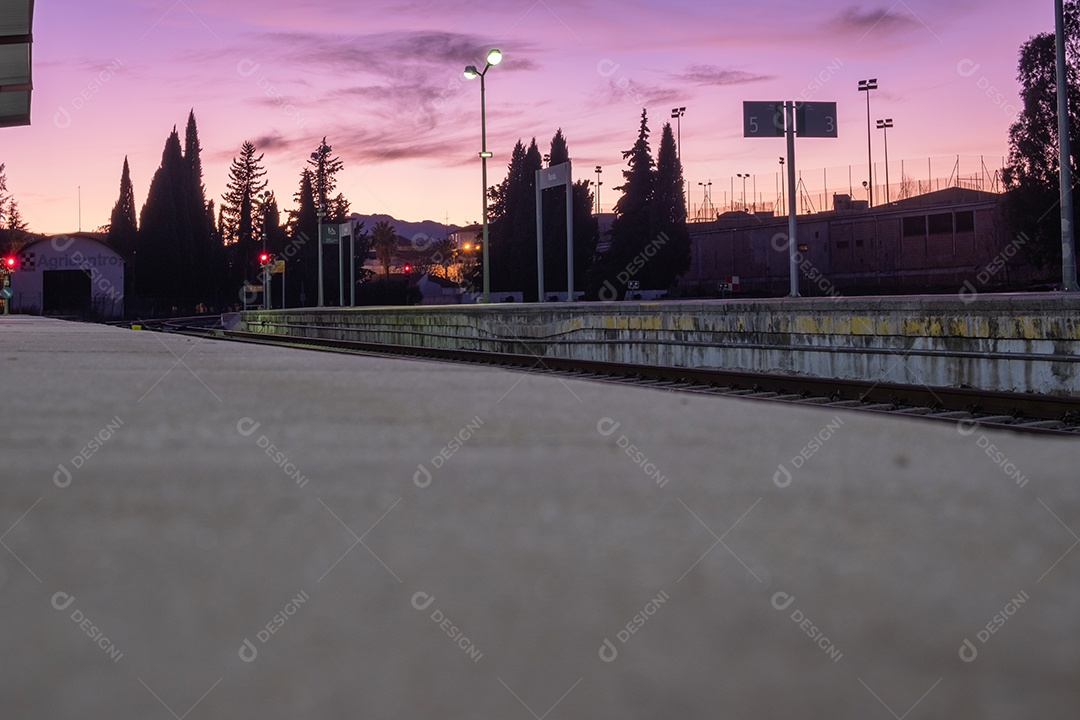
left=240, top=293, right=1080, bottom=396
left=1, top=315, right=1078, bottom=719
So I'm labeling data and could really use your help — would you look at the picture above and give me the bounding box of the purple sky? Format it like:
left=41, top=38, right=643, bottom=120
left=2, top=0, right=1054, bottom=234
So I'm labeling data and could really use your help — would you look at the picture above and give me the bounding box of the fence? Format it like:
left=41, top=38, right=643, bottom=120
left=685, top=155, right=1006, bottom=222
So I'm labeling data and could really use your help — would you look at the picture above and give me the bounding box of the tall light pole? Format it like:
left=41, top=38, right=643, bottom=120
left=737, top=173, right=749, bottom=210
left=858, top=79, right=878, bottom=207
left=671, top=107, right=686, bottom=217
left=594, top=165, right=603, bottom=214
left=698, top=181, right=712, bottom=220
left=464, top=48, right=503, bottom=303
left=1056, top=0, right=1078, bottom=290
left=778, top=157, right=785, bottom=215
left=877, top=118, right=893, bottom=204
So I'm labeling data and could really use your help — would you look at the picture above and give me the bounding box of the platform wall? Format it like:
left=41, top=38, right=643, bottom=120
left=237, top=295, right=1080, bottom=396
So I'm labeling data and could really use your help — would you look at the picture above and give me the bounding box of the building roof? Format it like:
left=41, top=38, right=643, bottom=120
left=0, top=0, right=34, bottom=128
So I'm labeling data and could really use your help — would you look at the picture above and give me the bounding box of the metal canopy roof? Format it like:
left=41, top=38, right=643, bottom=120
left=0, top=0, right=33, bottom=128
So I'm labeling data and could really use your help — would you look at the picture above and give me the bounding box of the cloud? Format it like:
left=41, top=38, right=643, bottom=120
left=828, top=5, right=927, bottom=38
left=669, top=64, right=774, bottom=87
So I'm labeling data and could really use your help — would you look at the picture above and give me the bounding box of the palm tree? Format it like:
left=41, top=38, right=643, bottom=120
left=371, top=220, right=397, bottom=279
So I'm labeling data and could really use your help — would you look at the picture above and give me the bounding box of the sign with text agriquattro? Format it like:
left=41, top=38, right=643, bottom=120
left=743, top=101, right=786, bottom=137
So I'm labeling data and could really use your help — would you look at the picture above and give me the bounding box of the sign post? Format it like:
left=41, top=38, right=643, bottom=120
left=535, top=160, right=574, bottom=301
left=743, top=100, right=837, bottom=297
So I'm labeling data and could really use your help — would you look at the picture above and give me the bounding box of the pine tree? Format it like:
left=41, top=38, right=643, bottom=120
left=602, top=109, right=655, bottom=297
left=308, top=137, right=345, bottom=210
left=221, top=141, right=268, bottom=288
left=287, top=168, right=317, bottom=307
left=648, top=122, right=691, bottom=289
left=107, top=157, right=138, bottom=260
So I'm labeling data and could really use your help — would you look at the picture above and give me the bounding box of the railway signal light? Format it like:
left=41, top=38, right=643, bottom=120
left=2, top=256, right=15, bottom=271
left=403, top=264, right=411, bottom=273
left=259, top=252, right=271, bottom=265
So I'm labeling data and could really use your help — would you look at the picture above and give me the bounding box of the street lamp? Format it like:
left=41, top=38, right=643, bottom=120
left=670, top=107, right=685, bottom=158
left=737, top=173, right=750, bottom=211
left=778, top=157, right=785, bottom=215
left=876, top=118, right=894, bottom=203
left=697, top=180, right=712, bottom=220
left=316, top=201, right=326, bottom=307
left=671, top=107, right=686, bottom=215
left=594, top=165, right=603, bottom=214
left=464, top=47, right=503, bottom=303
left=858, top=78, right=878, bottom=207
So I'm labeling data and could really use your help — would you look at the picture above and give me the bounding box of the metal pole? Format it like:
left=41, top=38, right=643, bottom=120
left=536, top=170, right=544, bottom=301
left=282, top=264, right=286, bottom=309
left=865, top=89, right=873, bottom=207
left=566, top=159, right=574, bottom=301
left=339, top=224, right=345, bottom=307
left=481, top=72, right=491, bottom=303
left=350, top=230, right=355, bottom=307
left=1057, top=0, right=1079, bottom=290
left=786, top=102, right=799, bottom=298
left=317, top=212, right=324, bottom=307
left=883, top=125, right=890, bottom=203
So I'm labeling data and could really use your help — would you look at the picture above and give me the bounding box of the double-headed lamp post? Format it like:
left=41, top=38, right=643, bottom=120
left=594, top=165, right=603, bottom=214
left=464, top=48, right=503, bottom=304
left=876, top=118, right=894, bottom=203
left=858, top=78, right=878, bottom=207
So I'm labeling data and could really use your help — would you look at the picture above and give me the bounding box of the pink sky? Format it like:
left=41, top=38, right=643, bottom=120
left=2, top=0, right=1054, bottom=234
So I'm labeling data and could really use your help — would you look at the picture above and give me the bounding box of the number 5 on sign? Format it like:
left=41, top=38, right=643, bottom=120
left=743, top=101, right=785, bottom=137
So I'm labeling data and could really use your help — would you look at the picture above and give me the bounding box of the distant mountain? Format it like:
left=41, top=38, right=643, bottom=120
left=349, top=214, right=459, bottom=243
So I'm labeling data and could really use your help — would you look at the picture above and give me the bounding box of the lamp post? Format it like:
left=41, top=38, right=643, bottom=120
left=464, top=48, right=503, bottom=303
left=697, top=181, right=712, bottom=220
left=594, top=165, right=602, bottom=214
left=778, top=157, right=785, bottom=215
left=876, top=118, right=893, bottom=203
left=737, top=173, right=749, bottom=211
left=858, top=78, right=878, bottom=207
left=316, top=201, right=326, bottom=307
left=671, top=108, right=687, bottom=219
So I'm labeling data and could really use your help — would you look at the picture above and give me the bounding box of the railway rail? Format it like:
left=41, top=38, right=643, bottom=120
left=137, top=315, right=1080, bottom=437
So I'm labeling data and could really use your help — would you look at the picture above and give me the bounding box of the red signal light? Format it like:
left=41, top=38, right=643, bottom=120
left=2, top=256, right=14, bottom=270
left=259, top=253, right=270, bottom=264
left=403, top=264, right=411, bottom=273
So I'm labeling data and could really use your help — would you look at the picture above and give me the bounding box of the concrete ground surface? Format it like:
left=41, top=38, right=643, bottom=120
left=0, top=315, right=1077, bottom=719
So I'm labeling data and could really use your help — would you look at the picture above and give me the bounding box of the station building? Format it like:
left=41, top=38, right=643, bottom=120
left=9, top=234, right=126, bottom=318
left=680, top=187, right=1042, bottom=296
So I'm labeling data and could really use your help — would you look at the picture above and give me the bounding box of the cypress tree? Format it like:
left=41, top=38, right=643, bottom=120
left=137, top=128, right=187, bottom=304
left=288, top=168, right=317, bottom=307
left=649, top=122, right=691, bottom=290
left=107, top=156, right=138, bottom=260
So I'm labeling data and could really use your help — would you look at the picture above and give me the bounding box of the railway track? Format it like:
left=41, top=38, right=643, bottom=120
left=137, top=316, right=1080, bottom=436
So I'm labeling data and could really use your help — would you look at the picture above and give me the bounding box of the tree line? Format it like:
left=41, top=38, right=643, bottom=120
left=472, top=113, right=690, bottom=301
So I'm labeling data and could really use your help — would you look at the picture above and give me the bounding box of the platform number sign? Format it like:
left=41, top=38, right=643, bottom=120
left=796, top=102, right=838, bottom=138
left=743, top=101, right=786, bottom=138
